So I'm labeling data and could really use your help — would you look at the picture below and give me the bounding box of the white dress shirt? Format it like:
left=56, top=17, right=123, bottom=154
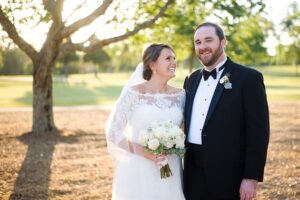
left=187, top=57, right=227, bottom=144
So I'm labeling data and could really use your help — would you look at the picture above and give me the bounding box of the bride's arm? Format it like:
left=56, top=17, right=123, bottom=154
left=105, top=90, right=134, bottom=152
left=105, top=90, right=165, bottom=163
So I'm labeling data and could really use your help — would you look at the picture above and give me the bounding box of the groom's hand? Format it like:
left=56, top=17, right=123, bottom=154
left=239, top=179, right=258, bottom=200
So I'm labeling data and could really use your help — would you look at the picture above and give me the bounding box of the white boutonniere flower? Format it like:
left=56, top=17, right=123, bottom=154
left=219, top=73, right=232, bottom=89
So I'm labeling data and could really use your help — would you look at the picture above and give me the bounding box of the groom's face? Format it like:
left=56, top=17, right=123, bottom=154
left=194, top=26, right=226, bottom=67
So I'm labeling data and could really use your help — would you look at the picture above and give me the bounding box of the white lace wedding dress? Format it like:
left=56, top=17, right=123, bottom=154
left=106, top=87, right=186, bottom=200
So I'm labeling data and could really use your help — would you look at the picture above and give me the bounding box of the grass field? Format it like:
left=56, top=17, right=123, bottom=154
left=0, top=65, right=299, bottom=107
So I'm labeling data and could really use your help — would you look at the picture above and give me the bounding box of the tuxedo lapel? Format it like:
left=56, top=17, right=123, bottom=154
left=190, top=72, right=202, bottom=102
left=186, top=71, right=202, bottom=134
left=203, top=59, right=234, bottom=129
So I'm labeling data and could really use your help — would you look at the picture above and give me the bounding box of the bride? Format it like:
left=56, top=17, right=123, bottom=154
left=105, top=44, right=185, bottom=200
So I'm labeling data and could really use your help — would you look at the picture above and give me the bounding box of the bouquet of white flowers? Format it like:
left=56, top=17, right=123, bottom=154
left=139, top=120, right=186, bottom=179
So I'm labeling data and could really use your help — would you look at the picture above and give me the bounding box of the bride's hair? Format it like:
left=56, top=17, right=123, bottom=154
left=142, top=43, right=174, bottom=80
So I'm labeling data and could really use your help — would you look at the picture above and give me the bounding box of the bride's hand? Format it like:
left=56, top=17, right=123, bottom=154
left=133, top=144, right=167, bottom=164
left=144, top=152, right=168, bottom=165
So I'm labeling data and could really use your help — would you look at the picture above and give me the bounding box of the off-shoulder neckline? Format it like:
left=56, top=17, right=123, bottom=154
left=127, top=87, right=185, bottom=96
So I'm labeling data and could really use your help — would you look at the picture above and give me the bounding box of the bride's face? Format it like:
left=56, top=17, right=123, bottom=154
left=151, top=48, right=176, bottom=79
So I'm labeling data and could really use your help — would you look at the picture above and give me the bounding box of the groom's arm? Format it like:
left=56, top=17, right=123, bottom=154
left=242, top=70, right=270, bottom=182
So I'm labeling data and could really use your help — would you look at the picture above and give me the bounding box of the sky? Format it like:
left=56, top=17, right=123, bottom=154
left=0, top=0, right=296, bottom=56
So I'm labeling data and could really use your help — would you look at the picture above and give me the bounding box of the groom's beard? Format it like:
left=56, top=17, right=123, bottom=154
left=197, top=43, right=223, bottom=67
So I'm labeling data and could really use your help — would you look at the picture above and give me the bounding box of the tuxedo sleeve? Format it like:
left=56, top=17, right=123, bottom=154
left=242, top=71, right=270, bottom=181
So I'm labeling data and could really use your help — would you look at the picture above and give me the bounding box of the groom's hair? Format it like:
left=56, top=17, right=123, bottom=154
left=143, top=44, right=174, bottom=80
left=195, top=22, right=225, bottom=41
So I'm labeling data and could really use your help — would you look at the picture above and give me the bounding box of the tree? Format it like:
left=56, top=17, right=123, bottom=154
left=57, top=51, right=79, bottom=77
left=281, top=1, right=300, bottom=75
left=83, top=49, right=111, bottom=76
left=226, top=15, right=271, bottom=66
left=0, top=0, right=174, bottom=133
left=131, top=0, right=267, bottom=71
left=0, top=48, right=32, bottom=75
left=0, top=48, right=3, bottom=71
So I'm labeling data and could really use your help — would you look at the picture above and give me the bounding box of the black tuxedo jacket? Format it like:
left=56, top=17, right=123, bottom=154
left=183, top=58, right=269, bottom=197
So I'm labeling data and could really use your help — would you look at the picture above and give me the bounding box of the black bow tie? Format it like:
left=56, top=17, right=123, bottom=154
left=202, top=65, right=225, bottom=81
left=202, top=68, right=217, bottom=81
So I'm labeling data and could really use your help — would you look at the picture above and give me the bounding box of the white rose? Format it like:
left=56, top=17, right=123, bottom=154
left=178, top=132, right=185, bottom=139
left=153, top=131, right=163, bottom=138
left=148, top=138, right=160, bottom=150
left=163, top=140, right=174, bottom=149
left=165, top=127, right=175, bottom=137
left=164, top=120, right=173, bottom=127
left=220, top=77, right=225, bottom=84
left=175, top=138, right=185, bottom=148
left=153, top=127, right=165, bottom=138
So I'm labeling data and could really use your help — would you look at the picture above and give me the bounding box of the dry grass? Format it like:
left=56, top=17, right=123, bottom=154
left=0, top=102, right=299, bottom=200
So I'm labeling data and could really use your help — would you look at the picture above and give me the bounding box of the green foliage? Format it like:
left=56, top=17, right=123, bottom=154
left=226, top=15, right=271, bottom=66
left=0, top=48, right=32, bottom=75
left=105, top=43, right=141, bottom=72
left=0, top=0, right=286, bottom=73
left=56, top=51, right=80, bottom=75
left=141, top=0, right=211, bottom=63
left=275, top=44, right=300, bottom=66
left=3, top=0, right=49, bottom=28
left=83, top=49, right=112, bottom=72
left=279, top=1, right=300, bottom=66
left=83, top=49, right=110, bottom=64
left=128, top=0, right=269, bottom=71
left=213, top=0, right=265, bottom=22
left=282, top=1, right=300, bottom=47
left=58, top=51, right=79, bottom=65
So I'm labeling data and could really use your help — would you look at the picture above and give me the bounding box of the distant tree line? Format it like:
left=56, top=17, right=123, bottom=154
left=0, top=40, right=298, bottom=76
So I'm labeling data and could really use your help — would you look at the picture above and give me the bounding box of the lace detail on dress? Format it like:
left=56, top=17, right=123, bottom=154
left=127, top=87, right=185, bottom=110
left=106, top=87, right=185, bottom=152
left=106, top=90, right=133, bottom=145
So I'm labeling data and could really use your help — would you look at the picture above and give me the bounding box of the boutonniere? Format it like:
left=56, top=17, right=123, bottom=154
left=219, top=73, right=232, bottom=89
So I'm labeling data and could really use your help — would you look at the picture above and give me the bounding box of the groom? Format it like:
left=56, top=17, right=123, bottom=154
left=183, top=22, right=269, bottom=200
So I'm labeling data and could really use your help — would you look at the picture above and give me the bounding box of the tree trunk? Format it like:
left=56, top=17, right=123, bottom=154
left=32, top=52, right=58, bottom=134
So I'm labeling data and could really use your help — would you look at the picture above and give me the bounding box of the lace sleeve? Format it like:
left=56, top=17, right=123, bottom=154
left=105, top=89, right=134, bottom=156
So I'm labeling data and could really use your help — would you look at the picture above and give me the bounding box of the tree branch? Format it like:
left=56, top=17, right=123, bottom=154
left=43, top=0, right=63, bottom=24
left=43, top=0, right=55, bottom=15
left=0, top=6, right=39, bottom=62
left=60, top=0, right=113, bottom=39
left=63, top=0, right=88, bottom=23
left=54, top=0, right=64, bottom=24
left=60, top=0, right=174, bottom=52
